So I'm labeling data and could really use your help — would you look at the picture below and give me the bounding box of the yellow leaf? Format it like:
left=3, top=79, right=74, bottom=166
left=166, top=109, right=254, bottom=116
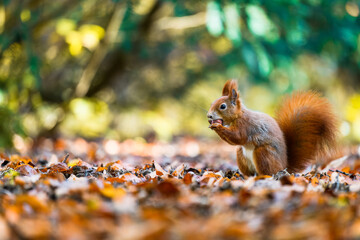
left=100, top=186, right=125, bottom=199
left=20, top=10, right=31, bottom=22
left=67, top=159, right=81, bottom=167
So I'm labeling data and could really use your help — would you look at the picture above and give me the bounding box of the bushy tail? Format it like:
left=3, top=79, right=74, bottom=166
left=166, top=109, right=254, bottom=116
left=275, top=91, right=339, bottom=173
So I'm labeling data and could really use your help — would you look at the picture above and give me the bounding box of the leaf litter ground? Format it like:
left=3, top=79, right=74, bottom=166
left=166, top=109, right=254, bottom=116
left=0, top=137, right=360, bottom=240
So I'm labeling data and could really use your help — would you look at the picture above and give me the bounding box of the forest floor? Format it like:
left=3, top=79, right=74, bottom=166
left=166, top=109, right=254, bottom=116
left=0, top=137, right=360, bottom=240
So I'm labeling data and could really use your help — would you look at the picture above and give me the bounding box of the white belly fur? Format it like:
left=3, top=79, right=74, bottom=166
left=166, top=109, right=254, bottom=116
left=242, top=145, right=256, bottom=173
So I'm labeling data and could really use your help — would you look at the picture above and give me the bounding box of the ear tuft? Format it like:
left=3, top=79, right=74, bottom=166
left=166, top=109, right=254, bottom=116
left=222, top=79, right=238, bottom=96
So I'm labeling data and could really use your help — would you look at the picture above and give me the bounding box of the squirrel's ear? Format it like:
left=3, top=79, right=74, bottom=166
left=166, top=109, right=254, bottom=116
left=230, top=89, right=239, bottom=106
left=222, top=80, right=231, bottom=96
left=222, top=79, right=238, bottom=96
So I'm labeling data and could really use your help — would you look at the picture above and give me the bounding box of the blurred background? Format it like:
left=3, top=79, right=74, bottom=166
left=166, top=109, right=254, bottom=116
left=0, top=0, right=359, bottom=150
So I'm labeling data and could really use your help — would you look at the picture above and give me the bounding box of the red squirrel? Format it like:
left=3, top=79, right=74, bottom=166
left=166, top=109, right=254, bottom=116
left=207, top=80, right=339, bottom=176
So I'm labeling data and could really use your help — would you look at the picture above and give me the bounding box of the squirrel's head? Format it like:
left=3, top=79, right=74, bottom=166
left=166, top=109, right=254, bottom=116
left=207, top=80, right=242, bottom=127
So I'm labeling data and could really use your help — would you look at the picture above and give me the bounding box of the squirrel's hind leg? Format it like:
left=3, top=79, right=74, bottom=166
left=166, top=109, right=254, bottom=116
left=253, top=146, right=286, bottom=175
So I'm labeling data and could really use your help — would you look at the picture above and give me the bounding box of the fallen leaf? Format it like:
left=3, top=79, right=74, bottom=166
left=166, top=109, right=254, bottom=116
left=100, top=185, right=126, bottom=199
left=157, top=180, right=179, bottom=197
left=15, top=164, right=38, bottom=176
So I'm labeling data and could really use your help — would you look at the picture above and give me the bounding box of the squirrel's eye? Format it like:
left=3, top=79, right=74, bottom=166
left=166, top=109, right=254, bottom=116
left=220, top=103, right=227, bottom=110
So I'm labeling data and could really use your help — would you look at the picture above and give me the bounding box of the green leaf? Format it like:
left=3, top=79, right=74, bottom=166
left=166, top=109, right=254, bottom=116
left=255, top=46, right=272, bottom=77
left=206, top=1, right=224, bottom=37
left=224, top=3, right=242, bottom=46
left=246, top=5, right=276, bottom=39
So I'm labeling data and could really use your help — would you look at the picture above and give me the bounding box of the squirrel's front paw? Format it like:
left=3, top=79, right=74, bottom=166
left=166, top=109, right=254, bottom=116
left=209, top=123, right=222, bottom=129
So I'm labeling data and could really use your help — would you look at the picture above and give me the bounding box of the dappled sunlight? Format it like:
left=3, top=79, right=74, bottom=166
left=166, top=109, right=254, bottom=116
left=0, top=0, right=358, bottom=146
left=346, top=94, right=360, bottom=141
left=346, top=2, right=360, bottom=17
left=60, top=98, right=111, bottom=137
left=56, top=19, right=105, bottom=56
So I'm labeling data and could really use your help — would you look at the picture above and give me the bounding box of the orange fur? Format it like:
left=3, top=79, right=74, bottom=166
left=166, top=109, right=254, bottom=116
left=208, top=80, right=339, bottom=176
left=275, top=91, right=339, bottom=173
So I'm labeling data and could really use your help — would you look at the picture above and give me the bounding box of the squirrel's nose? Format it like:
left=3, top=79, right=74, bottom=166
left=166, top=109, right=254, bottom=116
left=207, top=114, right=213, bottom=119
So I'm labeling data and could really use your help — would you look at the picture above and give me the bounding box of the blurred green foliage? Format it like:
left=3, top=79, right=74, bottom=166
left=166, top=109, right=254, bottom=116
left=0, top=0, right=359, bottom=148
